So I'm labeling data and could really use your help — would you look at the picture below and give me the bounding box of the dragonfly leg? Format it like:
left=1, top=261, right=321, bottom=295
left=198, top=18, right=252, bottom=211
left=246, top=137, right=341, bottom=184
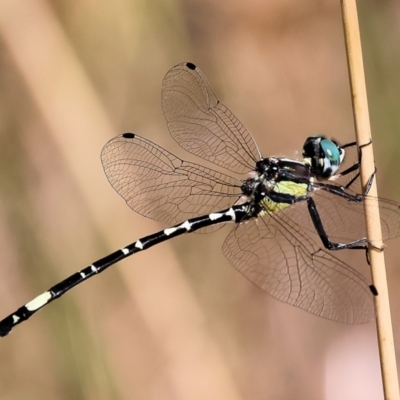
left=344, top=139, right=376, bottom=194
left=307, top=193, right=383, bottom=252
left=363, top=166, right=377, bottom=195
left=306, top=196, right=370, bottom=251
left=317, top=182, right=364, bottom=202
left=342, top=164, right=360, bottom=189
left=335, top=139, right=376, bottom=192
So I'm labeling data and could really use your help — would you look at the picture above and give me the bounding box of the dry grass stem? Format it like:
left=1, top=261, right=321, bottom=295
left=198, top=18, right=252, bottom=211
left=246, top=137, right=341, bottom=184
left=341, top=1, right=399, bottom=399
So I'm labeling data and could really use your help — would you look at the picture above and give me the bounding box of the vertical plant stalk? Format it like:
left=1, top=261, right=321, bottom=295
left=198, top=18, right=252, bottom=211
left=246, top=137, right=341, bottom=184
left=341, top=1, right=399, bottom=399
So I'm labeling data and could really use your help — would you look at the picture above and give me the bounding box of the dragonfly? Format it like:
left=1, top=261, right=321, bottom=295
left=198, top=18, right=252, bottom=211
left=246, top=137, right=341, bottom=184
left=1, top=62, right=399, bottom=336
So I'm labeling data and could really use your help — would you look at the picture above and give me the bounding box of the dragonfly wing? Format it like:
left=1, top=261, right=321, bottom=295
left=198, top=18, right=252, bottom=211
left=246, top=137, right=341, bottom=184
left=222, top=212, right=374, bottom=323
left=101, top=134, right=241, bottom=227
left=162, top=62, right=261, bottom=174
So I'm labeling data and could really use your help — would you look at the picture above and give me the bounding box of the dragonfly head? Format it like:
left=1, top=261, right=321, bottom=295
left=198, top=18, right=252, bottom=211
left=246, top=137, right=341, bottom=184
left=302, top=135, right=345, bottom=180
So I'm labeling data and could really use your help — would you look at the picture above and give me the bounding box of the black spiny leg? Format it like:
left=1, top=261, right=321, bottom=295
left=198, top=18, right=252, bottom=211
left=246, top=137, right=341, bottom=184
left=306, top=192, right=382, bottom=266
left=343, top=139, right=376, bottom=194
left=331, top=141, right=360, bottom=186
left=306, top=197, right=370, bottom=251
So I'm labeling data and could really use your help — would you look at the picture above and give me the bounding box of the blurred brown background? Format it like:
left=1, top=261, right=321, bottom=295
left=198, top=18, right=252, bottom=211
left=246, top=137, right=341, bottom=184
left=0, top=1, right=399, bottom=399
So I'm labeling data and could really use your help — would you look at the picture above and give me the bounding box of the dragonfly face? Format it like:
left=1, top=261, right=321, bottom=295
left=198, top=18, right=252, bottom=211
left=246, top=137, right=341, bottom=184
left=303, top=135, right=345, bottom=179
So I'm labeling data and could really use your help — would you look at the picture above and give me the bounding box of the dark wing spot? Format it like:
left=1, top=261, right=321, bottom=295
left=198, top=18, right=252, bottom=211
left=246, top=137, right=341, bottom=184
left=122, top=133, right=135, bottom=139
left=186, top=62, right=196, bottom=70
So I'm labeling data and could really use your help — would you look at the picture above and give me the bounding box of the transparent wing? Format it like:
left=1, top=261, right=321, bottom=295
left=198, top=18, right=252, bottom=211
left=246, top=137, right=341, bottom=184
left=162, top=62, right=261, bottom=174
left=284, top=187, right=400, bottom=244
left=223, top=212, right=374, bottom=323
left=101, top=134, right=241, bottom=227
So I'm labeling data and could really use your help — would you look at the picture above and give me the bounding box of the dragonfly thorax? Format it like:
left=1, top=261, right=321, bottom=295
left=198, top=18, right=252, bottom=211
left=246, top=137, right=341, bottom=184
left=255, top=157, right=312, bottom=181
left=240, top=157, right=312, bottom=218
left=241, top=157, right=283, bottom=198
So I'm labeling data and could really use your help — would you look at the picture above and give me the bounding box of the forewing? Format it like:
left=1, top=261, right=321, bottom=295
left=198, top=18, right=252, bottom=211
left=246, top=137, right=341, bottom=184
left=222, top=212, right=374, bottom=323
left=101, top=134, right=241, bottom=226
left=162, top=62, right=260, bottom=174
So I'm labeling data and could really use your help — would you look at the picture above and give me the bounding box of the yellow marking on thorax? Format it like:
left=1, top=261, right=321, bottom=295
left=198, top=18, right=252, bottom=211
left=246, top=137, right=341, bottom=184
left=261, top=181, right=307, bottom=213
